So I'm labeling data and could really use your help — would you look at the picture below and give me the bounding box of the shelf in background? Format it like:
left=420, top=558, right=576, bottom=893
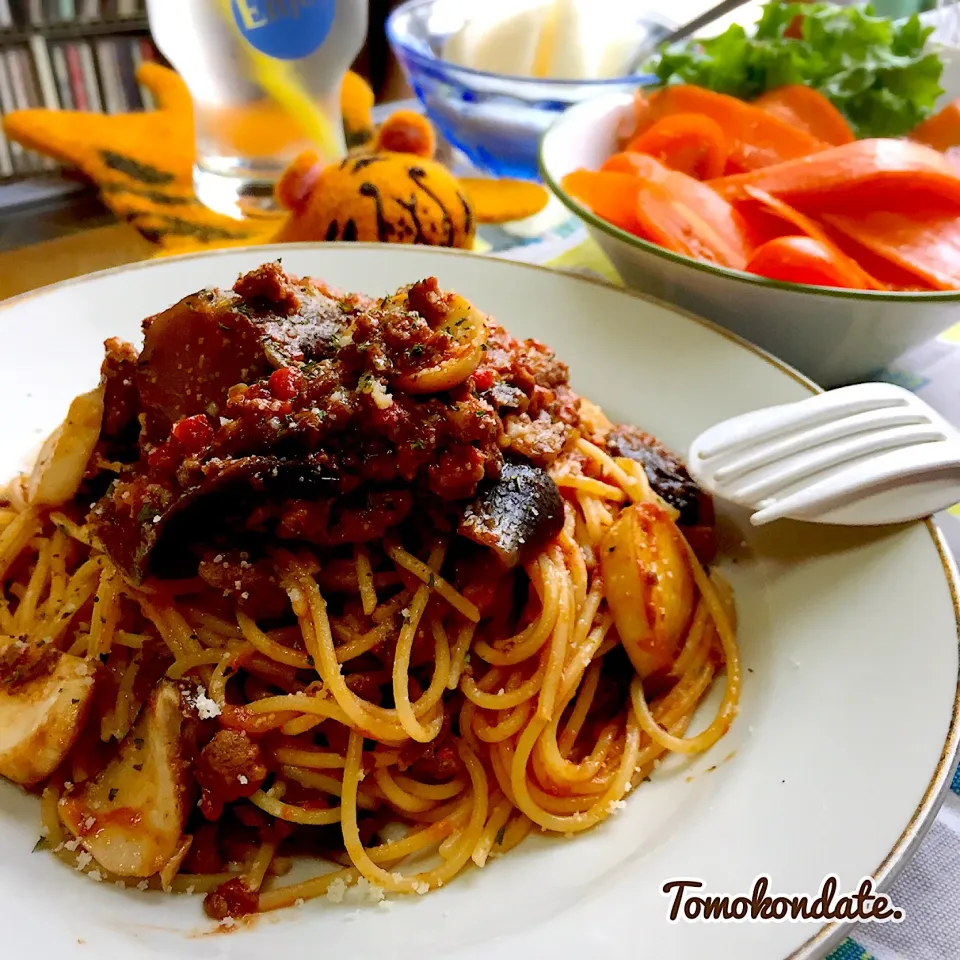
left=0, top=17, right=148, bottom=45
left=0, top=172, right=113, bottom=252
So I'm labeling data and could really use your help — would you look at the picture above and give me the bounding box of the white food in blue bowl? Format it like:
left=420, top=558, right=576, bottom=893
left=387, top=0, right=673, bottom=181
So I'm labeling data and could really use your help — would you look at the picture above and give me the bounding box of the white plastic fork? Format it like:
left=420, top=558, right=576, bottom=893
left=685, top=383, right=960, bottom=527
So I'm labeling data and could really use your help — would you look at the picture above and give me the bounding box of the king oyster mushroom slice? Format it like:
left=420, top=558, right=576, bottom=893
left=59, top=681, right=196, bottom=878
left=0, top=648, right=96, bottom=787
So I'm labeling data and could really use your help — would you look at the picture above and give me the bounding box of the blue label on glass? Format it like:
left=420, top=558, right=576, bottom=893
left=232, top=0, right=336, bottom=61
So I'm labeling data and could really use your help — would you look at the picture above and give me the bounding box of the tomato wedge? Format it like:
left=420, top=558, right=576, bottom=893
left=626, top=113, right=729, bottom=180
left=745, top=236, right=874, bottom=289
left=737, top=186, right=886, bottom=290
left=564, top=157, right=752, bottom=269
left=711, top=139, right=960, bottom=212
left=600, top=152, right=671, bottom=179
left=822, top=211, right=960, bottom=291
left=635, top=85, right=825, bottom=173
left=560, top=170, right=645, bottom=236
left=754, top=86, right=855, bottom=147
left=910, top=98, right=960, bottom=152
left=632, top=163, right=753, bottom=269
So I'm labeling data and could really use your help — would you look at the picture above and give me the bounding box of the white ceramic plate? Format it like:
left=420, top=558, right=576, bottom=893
left=0, top=245, right=958, bottom=960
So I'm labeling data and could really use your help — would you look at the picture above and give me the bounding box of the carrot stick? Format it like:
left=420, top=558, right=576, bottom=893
left=635, top=85, right=824, bottom=173
left=753, top=86, right=855, bottom=147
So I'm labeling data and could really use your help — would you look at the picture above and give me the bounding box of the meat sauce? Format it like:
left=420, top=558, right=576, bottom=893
left=87, top=265, right=581, bottom=582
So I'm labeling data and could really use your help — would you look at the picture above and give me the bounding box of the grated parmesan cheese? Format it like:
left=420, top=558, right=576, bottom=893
left=238, top=775, right=248, bottom=785
left=369, top=380, right=394, bottom=410
left=75, top=851, right=92, bottom=871
left=346, top=878, right=385, bottom=905
left=194, top=685, right=221, bottom=720
left=87, top=870, right=104, bottom=883
left=137, top=880, right=149, bottom=891
left=63, top=838, right=80, bottom=852
left=326, top=877, right=348, bottom=903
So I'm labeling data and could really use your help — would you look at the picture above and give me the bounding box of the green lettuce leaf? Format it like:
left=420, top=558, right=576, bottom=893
left=648, top=2, right=943, bottom=138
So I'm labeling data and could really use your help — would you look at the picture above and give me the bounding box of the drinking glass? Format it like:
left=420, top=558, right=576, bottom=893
left=146, top=0, right=369, bottom=220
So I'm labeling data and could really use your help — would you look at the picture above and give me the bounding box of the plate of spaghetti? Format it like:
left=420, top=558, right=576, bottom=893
left=0, top=245, right=957, bottom=960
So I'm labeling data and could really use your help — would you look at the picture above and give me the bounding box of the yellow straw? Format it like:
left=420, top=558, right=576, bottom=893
left=215, top=0, right=343, bottom=161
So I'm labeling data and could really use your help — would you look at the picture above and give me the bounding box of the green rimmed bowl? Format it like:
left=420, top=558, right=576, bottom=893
left=539, top=91, right=960, bottom=387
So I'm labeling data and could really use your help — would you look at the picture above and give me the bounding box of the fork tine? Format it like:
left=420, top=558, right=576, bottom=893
left=749, top=440, right=960, bottom=526
left=731, top=425, right=946, bottom=503
left=692, top=386, right=912, bottom=462
left=712, top=409, right=930, bottom=484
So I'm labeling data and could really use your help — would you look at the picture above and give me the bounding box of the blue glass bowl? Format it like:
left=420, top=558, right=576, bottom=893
left=386, top=0, right=667, bottom=181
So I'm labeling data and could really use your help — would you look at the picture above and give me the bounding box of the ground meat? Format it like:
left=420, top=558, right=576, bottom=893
left=427, top=445, right=486, bottom=500
left=135, top=270, right=345, bottom=440
left=86, top=267, right=587, bottom=580
left=197, top=551, right=288, bottom=620
left=502, top=413, right=569, bottom=465
left=232, top=260, right=302, bottom=315
left=195, top=730, right=268, bottom=821
left=99, top=337, right=140, bottom=446
left=406, top=275, right=460, bottom=328
left=272, top=490, right=413, bottom=544
left=204, top=877, right=259, bottom=921
left=518, top=339, right=569, bottom=389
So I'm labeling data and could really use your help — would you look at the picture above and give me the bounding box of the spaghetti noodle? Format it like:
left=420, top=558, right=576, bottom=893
left=0, top=264, right=739, bottom=920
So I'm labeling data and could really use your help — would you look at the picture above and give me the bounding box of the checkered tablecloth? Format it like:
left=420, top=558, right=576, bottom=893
left=480, top=217, right=960, bottom=960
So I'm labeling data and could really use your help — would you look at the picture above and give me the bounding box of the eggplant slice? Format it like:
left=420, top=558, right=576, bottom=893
left=90, top=456, right=338, bottom=582
left=605, top=426, right=709, bottom=526
left=136, top=280, right=346, bottom=439
left=459, top=462, right=564, bottom=569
